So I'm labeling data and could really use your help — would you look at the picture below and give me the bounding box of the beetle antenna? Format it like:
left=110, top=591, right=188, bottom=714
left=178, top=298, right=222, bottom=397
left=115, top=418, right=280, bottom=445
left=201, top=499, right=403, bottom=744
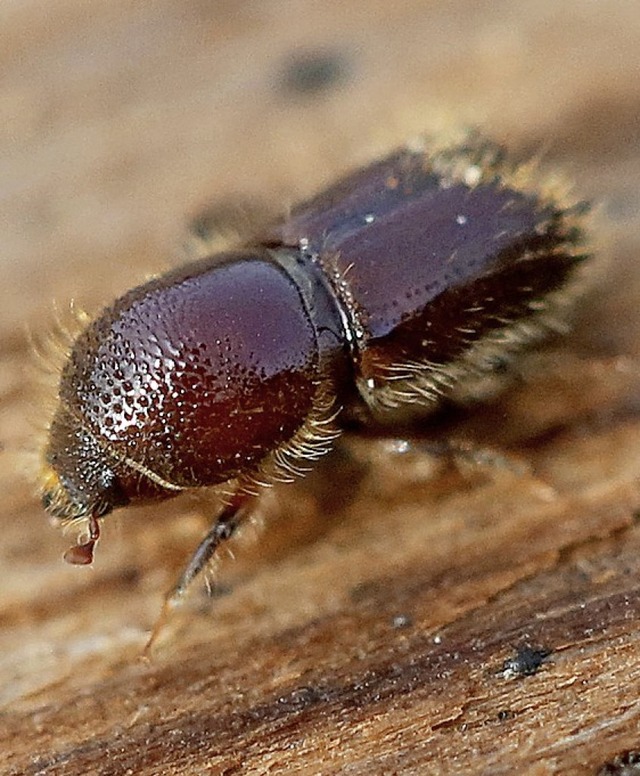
left=63, top=513, right=101, bottom=566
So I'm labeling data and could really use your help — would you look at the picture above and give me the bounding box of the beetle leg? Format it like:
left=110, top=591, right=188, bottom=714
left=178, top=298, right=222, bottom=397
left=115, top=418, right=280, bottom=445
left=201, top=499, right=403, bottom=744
left=143, top=494, right=254, bottom=657
left=340, top=432, right=534, bottom=489
left=407, top=438, right=532, bottom=478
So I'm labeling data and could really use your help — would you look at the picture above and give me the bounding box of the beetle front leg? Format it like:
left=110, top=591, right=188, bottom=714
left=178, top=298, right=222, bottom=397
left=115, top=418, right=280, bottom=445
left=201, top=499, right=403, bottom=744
left=144, top=493, right=255, bottom=657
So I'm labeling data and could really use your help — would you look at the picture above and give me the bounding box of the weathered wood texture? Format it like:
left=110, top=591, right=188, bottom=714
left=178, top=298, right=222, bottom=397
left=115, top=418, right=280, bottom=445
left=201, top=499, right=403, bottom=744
left=2, top=1, right=640, bottom=774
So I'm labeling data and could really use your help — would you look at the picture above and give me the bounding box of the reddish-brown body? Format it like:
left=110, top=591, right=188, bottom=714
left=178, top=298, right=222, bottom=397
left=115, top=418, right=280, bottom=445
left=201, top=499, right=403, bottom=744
left=40, top=133, right=591, bottom=598
left=49, top=251, right=343, bottom=512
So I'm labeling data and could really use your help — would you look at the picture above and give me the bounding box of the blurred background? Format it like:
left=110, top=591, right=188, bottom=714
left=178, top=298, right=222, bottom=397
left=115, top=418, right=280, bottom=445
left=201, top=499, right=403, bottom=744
left=1, top=1, right=640, bottom=772
left=3, top=0, right=639, bottom=329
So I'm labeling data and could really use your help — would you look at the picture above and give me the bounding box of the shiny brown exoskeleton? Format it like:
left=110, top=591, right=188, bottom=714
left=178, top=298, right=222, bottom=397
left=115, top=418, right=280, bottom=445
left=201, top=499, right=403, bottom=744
left=39, top=132, right=592, bottom=625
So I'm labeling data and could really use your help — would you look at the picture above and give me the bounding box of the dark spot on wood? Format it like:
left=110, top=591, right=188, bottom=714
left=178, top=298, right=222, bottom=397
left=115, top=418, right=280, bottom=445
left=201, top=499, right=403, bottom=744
left=597, top=750, right=640, bottom=776
left=278, top=49, right=350, bottom=97
left=117, top=565, right=141, bottom=587
left=276, top=685, right=328, bottom=713
left=203, top=581, right=233, bottom=599
left=501, top=645, right=551, bottom=678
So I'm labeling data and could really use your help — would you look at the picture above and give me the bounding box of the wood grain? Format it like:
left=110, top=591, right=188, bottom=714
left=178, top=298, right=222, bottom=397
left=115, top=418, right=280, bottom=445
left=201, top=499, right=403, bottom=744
left=2, top=1, right=640, bottom=774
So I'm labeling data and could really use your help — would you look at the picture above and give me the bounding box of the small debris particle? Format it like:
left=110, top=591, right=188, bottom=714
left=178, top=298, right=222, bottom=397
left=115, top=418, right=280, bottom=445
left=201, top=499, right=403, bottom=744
left=501, top=645, right=551, bottom=678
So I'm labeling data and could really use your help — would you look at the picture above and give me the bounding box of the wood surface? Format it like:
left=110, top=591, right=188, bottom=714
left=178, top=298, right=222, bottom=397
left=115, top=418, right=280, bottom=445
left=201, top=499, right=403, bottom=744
left=2, top=1, right=640, bottom=774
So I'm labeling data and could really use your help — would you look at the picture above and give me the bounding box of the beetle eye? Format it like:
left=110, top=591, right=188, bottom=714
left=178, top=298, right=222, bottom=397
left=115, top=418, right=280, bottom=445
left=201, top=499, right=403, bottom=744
left=93, top=475, right=130, bottom=517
